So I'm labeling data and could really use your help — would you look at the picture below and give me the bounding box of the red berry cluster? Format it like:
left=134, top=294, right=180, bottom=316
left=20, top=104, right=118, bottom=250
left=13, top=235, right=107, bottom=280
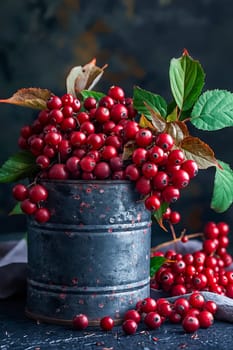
left=13, top=85, right=198, bottom=223
left=151, top=221, right=233, bottom=297
left=12, top=183, right=50, bottom=223
left=72, top=294, right=217, bottom=334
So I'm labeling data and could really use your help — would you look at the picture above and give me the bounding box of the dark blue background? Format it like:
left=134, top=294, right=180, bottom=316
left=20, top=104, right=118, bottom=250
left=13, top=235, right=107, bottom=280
left=0, top=0, right=232, bottom=244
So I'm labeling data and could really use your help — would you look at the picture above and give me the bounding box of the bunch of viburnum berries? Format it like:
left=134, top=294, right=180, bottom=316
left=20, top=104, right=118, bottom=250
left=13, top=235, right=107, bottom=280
left=11, top=85, right=197, bottom=224
left=0, top=50, right=232, bottom=228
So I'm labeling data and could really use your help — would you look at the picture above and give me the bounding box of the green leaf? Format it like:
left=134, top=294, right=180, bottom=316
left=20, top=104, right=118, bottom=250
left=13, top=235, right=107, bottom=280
left=191, top=89, right=233, bottom=130
left=211, top=160, right=233, bottom=212
left=0, top=151, right=37, bottom=183
left=169, top=52, right=205, bottom=112
left=152, top=202, right=169, bottom=231
left=9, top=202, right=24, bottom=216
left=133, top=86, right=167, bottom=119
left=80, top=90, right=105, bottom=101
left=150, top=256, right=167, bottom=278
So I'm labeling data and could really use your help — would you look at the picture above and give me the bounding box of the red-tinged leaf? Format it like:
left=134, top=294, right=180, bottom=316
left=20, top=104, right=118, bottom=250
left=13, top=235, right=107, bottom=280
left=122, top=140, right=137, bottom=161
left=165, top=121, right=189, bottom=145
left=139, top=114, right=156, bottom=130
left=66, top=58, right=108, bottom=97
left=181, top=136, right=219, bottom=169
left=144, top=102, right=167, bottom=133
left=0, top=88, right=52, bottom=110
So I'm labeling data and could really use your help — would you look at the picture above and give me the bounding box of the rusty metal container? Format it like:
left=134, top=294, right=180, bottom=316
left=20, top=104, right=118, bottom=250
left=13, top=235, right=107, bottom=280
left=25, top=180, right=151, bottom=325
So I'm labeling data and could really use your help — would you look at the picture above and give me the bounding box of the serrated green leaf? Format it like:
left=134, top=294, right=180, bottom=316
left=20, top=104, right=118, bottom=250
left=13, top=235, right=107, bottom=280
left=150, top=256, right=167, bottom=277
left=169, top=53, right=205, bottom=112
left=133, top=86, right=167, bottom=118
left=191, top=89, right=233, bottom=130
left=80, top=90, right=105, bottom=101
left=211, top=160, right=233, bottom=212
left=0, top=151, right=37, bottom=183
left=9, top=202, right=24, bottom=216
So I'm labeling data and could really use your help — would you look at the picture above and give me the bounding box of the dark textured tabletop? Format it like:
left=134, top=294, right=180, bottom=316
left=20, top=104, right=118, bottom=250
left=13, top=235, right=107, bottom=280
left=0, top=295, right=233, bottom=350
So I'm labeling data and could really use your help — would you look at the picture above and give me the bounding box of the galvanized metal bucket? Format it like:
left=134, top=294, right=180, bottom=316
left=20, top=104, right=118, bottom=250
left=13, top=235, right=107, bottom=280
left=25, top=180, right=151, bottom=325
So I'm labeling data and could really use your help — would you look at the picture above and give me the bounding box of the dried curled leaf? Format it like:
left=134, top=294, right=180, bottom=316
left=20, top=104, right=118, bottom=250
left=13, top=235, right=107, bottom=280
left=139, top=114, right=156, bottom=130
left=144, top=102, right=166, bottom=133
left=181, top=136, right=219, bottom=169
left=0, top=88, right=52, bottom=110
left=122, top=140, right=137, bottom=161
left=66, top=58, right=108, bottom=97
left=165, top=121, right=189, bottom=145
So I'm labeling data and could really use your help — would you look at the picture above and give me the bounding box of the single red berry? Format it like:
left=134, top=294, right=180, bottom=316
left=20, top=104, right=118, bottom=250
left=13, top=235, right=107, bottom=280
left=61, top=93, right=74, bottom=106
left=162, top=185, right=180, bottom=203
left=203, top=300, right=217, bottom=315
left=110, top=104, right=128, bottom=122
left=140, top=297, right=157, bottom=313
left=171, top=169, right=190, bottom=189
left=174, top=297, right=190, bottom=316
left=132, top=148, right=148, bottom=166
left=122, top=319, right=138, bottom=335
left=157, top=301, right=173, bottom=317
left=148, top=145, right=164, bottom=164
left=204, top=222, right=219, bottom=239
left=152, top=171, right=169, bottom=190
left=12, top=184, right=28, bottom=201
left=192, top=273, right=208, bottom=290
left=144, top=312, right=162, bottom=329
left=181, top=160, right=198, bottom=178
left=156, top=133, right=174, bottom=151
left=49, top=109, right=64, bottom=124
left=20, top=199, right=37, bottom=215
left=123, top=120, right=139, bottom=140
left=135, top=176, right=151, bottom=195
left=182, top=315, right=200, bottom=333
left=95, top=106, right=110, bottom=123
left=47, top=95, right=62, bottom=109
left=198, top=310, right=214, bottom=328
left=170, top=284, right=187, bottom=296
left=167, top=149, right=185, bottom=165
left=169, top=211, right=181, bottom=225
left=34, top=207, right=51, bottom=223
left=36, top=155, right=50, bottom=169
left=217, top=222, right=229, bottom=236
left=169, top=311, right=182, bottom=324
left=73, top=314, right=89, bottom=330
left=66, top=156, right=80, bottom=173
left=142, top=162, right=158, bottom=179
left=48, top=164, right=69, bottom=180
left=80, top=121, right=95, bottom=135
left=94, top=162, right=111, bottom=179
left=84, top=96, right=97, bottom=110
left=135, top=128, right=153, bottom=147
left=99, top=96, right=114, bottom=109
left=125, top=164, right=140, bottom=181
left=100, top=316, right=114, bottom=331
left=124, top=309, right=141, bottom=324
left=71, top=98, right=81, bottom=112
left=145, top=195, right=161, bottom=211
left=189, top=292, right=205, bottom=309
left=28, top=184, right=48, bottom=203
left=80, top=156, right=96, bottom=172
left=108, top=85, right=125, bottom=100
left=101, top=145, right=118, bottom=160
left=70, top=131, right=87, bottom=147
